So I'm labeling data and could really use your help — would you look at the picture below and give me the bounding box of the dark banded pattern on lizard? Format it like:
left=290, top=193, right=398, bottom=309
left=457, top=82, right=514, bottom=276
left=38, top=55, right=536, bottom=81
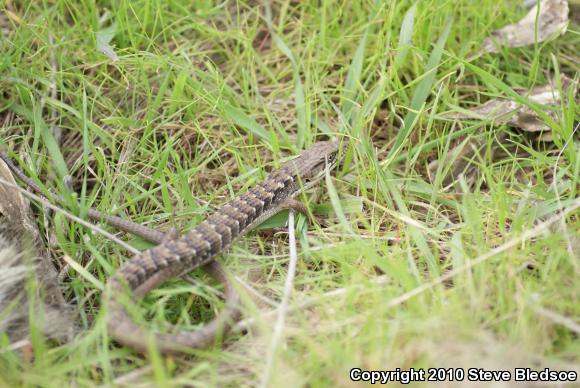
left=106, top=140, right=342, bottom=354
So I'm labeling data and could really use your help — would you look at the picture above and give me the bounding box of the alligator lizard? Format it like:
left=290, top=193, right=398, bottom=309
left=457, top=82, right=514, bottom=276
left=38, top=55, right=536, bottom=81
left=106, top=140, right=342, bottom=354
left=1, top=140, right=343, bottom=355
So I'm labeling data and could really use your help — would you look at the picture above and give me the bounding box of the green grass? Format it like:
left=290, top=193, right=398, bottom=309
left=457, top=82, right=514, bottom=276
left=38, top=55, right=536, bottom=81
left=1, top=0, right=579, bottom=386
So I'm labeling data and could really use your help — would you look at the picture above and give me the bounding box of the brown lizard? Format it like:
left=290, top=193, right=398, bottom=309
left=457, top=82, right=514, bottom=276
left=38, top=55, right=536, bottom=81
left=0, top=140, right=343, bottom=354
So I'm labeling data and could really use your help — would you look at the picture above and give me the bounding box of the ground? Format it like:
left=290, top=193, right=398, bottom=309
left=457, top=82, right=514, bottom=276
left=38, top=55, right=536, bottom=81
left=0, top=0, right=579, bottom=387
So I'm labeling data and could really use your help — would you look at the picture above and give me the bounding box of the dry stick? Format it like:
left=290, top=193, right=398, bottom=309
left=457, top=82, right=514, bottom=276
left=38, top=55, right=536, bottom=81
left=530, top=304, right=580, bottom=334
left=113, top=365, right=154, bottom=386
left=2, top=339, right=31, bottom=353
left=235, top=198, right=580, bottom=332
left=259, top=211, right=298, bottom=388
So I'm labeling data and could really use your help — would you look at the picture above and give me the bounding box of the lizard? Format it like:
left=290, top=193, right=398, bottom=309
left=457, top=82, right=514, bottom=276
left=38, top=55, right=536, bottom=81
left=0, top=140, right=343, bottom=355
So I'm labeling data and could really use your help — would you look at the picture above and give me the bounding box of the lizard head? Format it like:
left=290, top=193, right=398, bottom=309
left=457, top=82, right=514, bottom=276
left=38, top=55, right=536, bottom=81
left=281, top=140, right=344, bottom=188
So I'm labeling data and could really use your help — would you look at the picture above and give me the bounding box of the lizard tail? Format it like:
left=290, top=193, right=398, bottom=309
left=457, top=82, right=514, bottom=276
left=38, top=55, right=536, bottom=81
left=104, top=258, right=241, bottom=355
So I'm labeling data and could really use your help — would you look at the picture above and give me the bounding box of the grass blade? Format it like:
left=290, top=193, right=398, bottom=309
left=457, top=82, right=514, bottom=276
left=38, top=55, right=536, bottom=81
left=342, top=29, right=368, bottom=121
left=387, top=17, right=453, bottom=162
left=325, top=165, right=353, bottom=234
left=271, top=31, right=309, bottom=148
left=223, top=105, right=270, bottom=142
left=394, top=3, right=417, bottom=68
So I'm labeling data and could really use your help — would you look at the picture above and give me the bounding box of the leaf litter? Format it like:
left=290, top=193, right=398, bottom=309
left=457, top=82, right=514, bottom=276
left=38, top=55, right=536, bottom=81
left=428, top=0, right=575, bottom=188
left=481, top=0, right=569, bottom=54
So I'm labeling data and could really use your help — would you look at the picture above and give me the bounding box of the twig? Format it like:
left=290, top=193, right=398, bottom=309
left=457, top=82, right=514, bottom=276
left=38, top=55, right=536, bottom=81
left=113, top=365, right=153, bottom=386
left=530, top=304, right=580, bottom=334
left=0, top=339, right=30, bottom=353
left=259, top=211, right=298, bottom=388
